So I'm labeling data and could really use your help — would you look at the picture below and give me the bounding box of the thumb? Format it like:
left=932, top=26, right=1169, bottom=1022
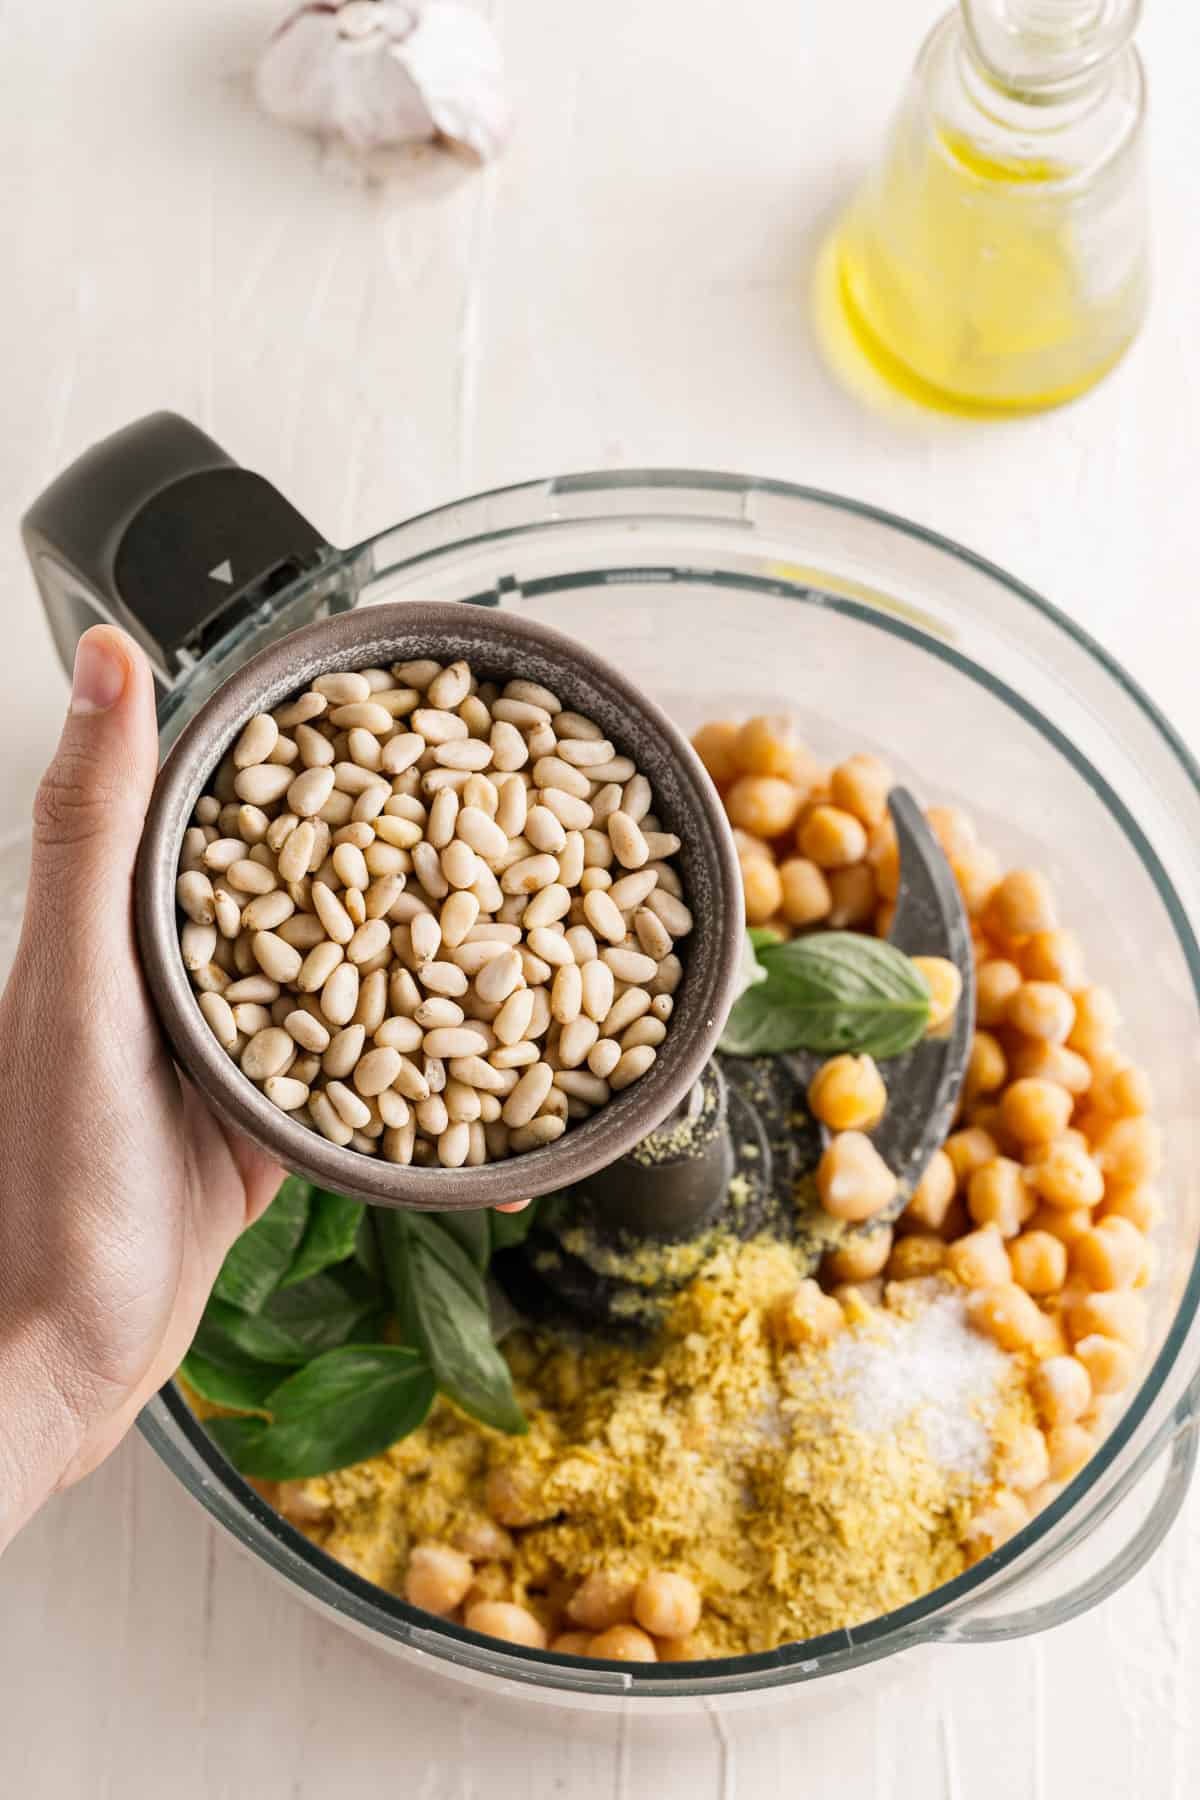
left=26, top=625, right=159, bottom=964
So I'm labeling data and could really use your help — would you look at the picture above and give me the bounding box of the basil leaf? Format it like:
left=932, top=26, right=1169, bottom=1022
left=279, top=1190, right=365, bottom=1289
left=194, top=1275, right=378, bottom=1370
left=177, top=1351, right=285, bottom=1416
left=732, top=930, right=770, bottom=1006
left=438, top=1209, right=491, bottom=1274
left=377, top=1212, right=526, bottom=1435
left=208, top=1346, right=436, bottom=1480
left=355, top=1210, right=384, bottom=1283
left=212, top=1176, right=312, bottom=1313
left=489, top=1201, right=540, bottom=1253
left=719, top=931, right=931, bottom=1060
left=748, top=925, right=784, bottom=952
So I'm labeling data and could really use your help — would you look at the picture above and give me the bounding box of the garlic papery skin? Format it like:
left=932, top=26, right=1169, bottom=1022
left=255, top=0, right=512, bottom=161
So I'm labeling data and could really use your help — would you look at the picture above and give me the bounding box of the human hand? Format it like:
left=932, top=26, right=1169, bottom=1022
left=0, top=626, right=283, bottom=1549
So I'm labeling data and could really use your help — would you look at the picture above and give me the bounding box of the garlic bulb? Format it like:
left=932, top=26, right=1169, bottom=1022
left=256, top=0, right=512, bottom=161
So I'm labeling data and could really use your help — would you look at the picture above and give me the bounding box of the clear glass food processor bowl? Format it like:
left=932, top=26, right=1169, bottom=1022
left=16, top=470, right=1200, bottom=1708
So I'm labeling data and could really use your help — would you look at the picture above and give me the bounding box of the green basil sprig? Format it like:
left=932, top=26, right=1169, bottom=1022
left=719, top=930, right=932, bottom=1060
left=182, top=1179, right=535, bottom=1481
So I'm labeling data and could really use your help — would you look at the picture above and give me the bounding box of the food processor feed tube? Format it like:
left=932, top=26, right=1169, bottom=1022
left=837, top=0, right=1148, bottom=411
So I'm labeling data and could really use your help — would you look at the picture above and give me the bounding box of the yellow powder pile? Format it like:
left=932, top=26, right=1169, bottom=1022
left=280, top=1242, right=1032, bottom=1657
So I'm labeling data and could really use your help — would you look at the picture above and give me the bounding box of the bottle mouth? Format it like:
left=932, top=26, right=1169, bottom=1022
left=960, top=0, right=1141, bottom=99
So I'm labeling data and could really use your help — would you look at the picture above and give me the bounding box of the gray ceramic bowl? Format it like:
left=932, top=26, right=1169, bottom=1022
left=135, top=601, right=743, bottom=1209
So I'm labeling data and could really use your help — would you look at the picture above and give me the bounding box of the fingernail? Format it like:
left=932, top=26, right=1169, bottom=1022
left=71, top=629, right=128, bottom=716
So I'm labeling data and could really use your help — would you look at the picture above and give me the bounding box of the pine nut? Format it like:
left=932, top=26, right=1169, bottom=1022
left=350, top=1047, right=402, bottom=1097
left=609, top=870, right=658, bottom=912
left=558, top=1016, right=599, bottom=1068
left=426, top=787, right=459, bottom=850
left=181, top=921, right=217, bottom=971
left=242, top=1027, right=294, bottom=1081
left=649, top=954, right=684, bottom=996
left=611, top=1045, right=657, bottom=1090
left=527, top=927, right=573, bottom=967
left=417, top=1095, right=450, bottom=1136
left=490, top=722, right=529, bottom=772
left=241, top=890, right=294, bottom=932
left=551, top=963, right=583, bottom=1023
left=436, top=738, right=492, bottom=771
left=602, top=946, right=659, bottom=985
left=502, top=1062, right=554, bottom=1127
left=253, top=931, right=303, bottom=983
left=440, top=891, right=480, bottom=947
left=298, top=940, right=344, bottom=992
left=586, top=757, right=637, bottom=783
left=496, top=777, right=528, bottom=837
left=556, top=737, right=615, bottom=768
left=327, top=702, right=393, bottom=734
left=526, top=806, right=567, bottom=854
left=234, top=764, right=293, bottom=807
left=326, top=1080, right=371, bottom=1129
left=423, top=1026, right=491, bottom=1059
left=602, top=991, right=652, bottom=1040
left=492, top=697, right=550, bottom=729
left=607, top=811, right=649, bottom=870
left=421, top=960, right=470, bottom=997
left=199, top=990, right=239, bottom=1051
left=375, top=1015, right=424, bottom=1053
left=448, top=1055, right=512, bottom=1092
left=322, top=961, right=360, bottom=1026
left=621, top=773, right=652, bottom=822
left=451, top=940, right=512, bottom=976
left=322, top=1025, right=366, bottom=1080
left=520, top=884, right=570, bottom=929
left=204, top=837, right=249, bottom=873
left=233, top=1002, right=273, bottom=1036
left=265, top=1075, right=309, bottom=1111
left=645, top=889, right=694, bottom=937
left=310, top=880, right=354, bottom=946
left=347, top=918, right=390, bottom=965
left=441, top=840, right=480, bottom=890
left=477, top=949, right=523, bottom=1004
left=533, top=757, right=590, bottom=800
left=412, top=707, right=469, bottom=744
left=581, top=959, right=616, bottom=1022
left=557, top=833, right=585, bottom=888
left=224, top=975, right=280, bottom=1005
left=286, top=1010, right=330, bottom=1052
left=566, top=926, right=598, bottom=962
left=314, top=672, right=370, bottom=705
left=583, top=888, right=625, bottom=945
left=177, top=871, right=216, bottom=923
left=510, top=1116, right=566, bottom=1153
left=331, top=842, right=369, bottom=891
left=455, top=806, right=506, bottom=862
left=555, top=1069, right=611, bottom=1105
left=375, top=815, right=424, bottom=850
left=588, top=1038, right=621, bottom=1079
left=634, top=908, right=673, bottom=959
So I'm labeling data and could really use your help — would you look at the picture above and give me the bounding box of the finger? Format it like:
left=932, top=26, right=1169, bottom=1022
left=24, top=625, right=159, bottom=972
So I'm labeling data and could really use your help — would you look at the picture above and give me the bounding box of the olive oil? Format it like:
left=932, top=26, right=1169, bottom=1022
left=835, top=4, right=1148, bottom=414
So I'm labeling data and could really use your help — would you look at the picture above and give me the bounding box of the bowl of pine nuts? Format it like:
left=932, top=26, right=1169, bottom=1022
left=137, top=602, right=743, bottom=1208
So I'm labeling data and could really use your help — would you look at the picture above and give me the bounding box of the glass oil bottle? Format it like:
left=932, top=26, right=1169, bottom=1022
left=836, top=0, right=1148, bottom=412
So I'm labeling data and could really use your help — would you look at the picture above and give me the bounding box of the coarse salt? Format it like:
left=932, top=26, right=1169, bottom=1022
left=825, top=1285, right=1008, bottom=1479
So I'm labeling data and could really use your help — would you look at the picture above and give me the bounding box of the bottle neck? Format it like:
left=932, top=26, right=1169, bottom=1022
left=961, top=0, right=1141, bottom=98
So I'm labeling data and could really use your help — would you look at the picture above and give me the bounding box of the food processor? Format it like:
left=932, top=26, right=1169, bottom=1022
left=17, top=412, right=1200, bottom=1708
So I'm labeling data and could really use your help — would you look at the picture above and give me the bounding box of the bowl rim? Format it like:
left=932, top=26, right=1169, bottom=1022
left=145, top=469, right=1200, bottom=1696
left=136, top=598, right=744, bottom=1209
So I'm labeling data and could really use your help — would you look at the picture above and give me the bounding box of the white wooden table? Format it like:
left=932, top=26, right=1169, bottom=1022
left=4, top=0, right=1200, bottom=1792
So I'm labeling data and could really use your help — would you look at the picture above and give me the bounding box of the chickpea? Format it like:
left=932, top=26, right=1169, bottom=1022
left=1008, top=1040, right=1093, bottom=1096
left=1072, top=1215, right=1143, bottom=1290
left=807, top=1054, right=887, bottom=1131
left=1067, top=985, right=1120, bottom=1057
left=778, top=857, right=832, bottom=926
left=771, top=1279, right=845, bottom=1345
left=965, top=1283, right=1051, bottom=1352
left=965, top=1031, right=1007, bottom=1100
left=816, top=1132, right=898, bottom=1221
left=874, top=898, right=897, bottom=938
left=951, top=846, right=1002, bottom=917
left=740, top=852, right=784, bottom=925
left=550, top=1631, right=595, bottom=1657
left=830, top=754, right=893, bottom=827
left=963, top=1489, right=1028, bottom=1561
left=1066, top=1288, right=1146, bottom=1349
left=1098, top=1185, right=1160, bottom=1233
left=404, top=1543, right=475, bottom=1617
left=1000, top=1078, right=1074, bottom=1148
left=632, top=1571, right=702, bottom=1640
left=826, top=862, right=877, bottom=928
left=691, top=720, right=741, bottom=786
left=734, top=714, right=813, bottom=782
left=1006, top=981, right=1076, bottom=1045
left=588, top=1625, right=658, bottom=1662
left=945, top=1226, right=1012, bottom=1289
left=1093, top=1062, right=1153, bottom=1118
left=452, top=1517, right=515, bottom=1561
left=1046, top=1424, right=1093, bottom=1482
left=798, top=805, right=869, bottom=870
left=464, top=1601, right=548, bottom=1650
left=565, top=1570, right=637, bottom=1631
left=1092, top=1115, right=1162, bottom=1187
left=726, top=775, right=802, bottom=838
left=967, top=1157, right=1034, bottom=1237
left=1008, top=1229, right=1068, bottom=1295
left=486, top=1463, right=550, bottom=1527
left=912, top=956, right=963, bottom=1033
left=925, top=805, right=976, bottom=861
left=984, top=869, right=1057, bottom=943
left=1022, top=928, right=1087, bottom=989
left=976, top=958, right=1023, bottom=1027
left=886, top=1234, right=945, bottom=1280
left=868, top=818, right=901, bottom=901
left=1030, top=1355, right=1092, bottom=1427
left=831, top=1278, right=885, bottom=1318
left=944, top=1127, right=1000, bottom=1189
left=1027, top=1138, right=1104, bottom=1210
left=655, top=1636, right=699, bottom=1662
left=904, top=1149, right=956, bottom=1231
left=732, top=828, right=773, bottom=862
left=1074, top=1332, right=1137, bottom=1396
left=998, top=1423, right=1051, bottom=1492
left=826, top=1225, right=892, bottom=1283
